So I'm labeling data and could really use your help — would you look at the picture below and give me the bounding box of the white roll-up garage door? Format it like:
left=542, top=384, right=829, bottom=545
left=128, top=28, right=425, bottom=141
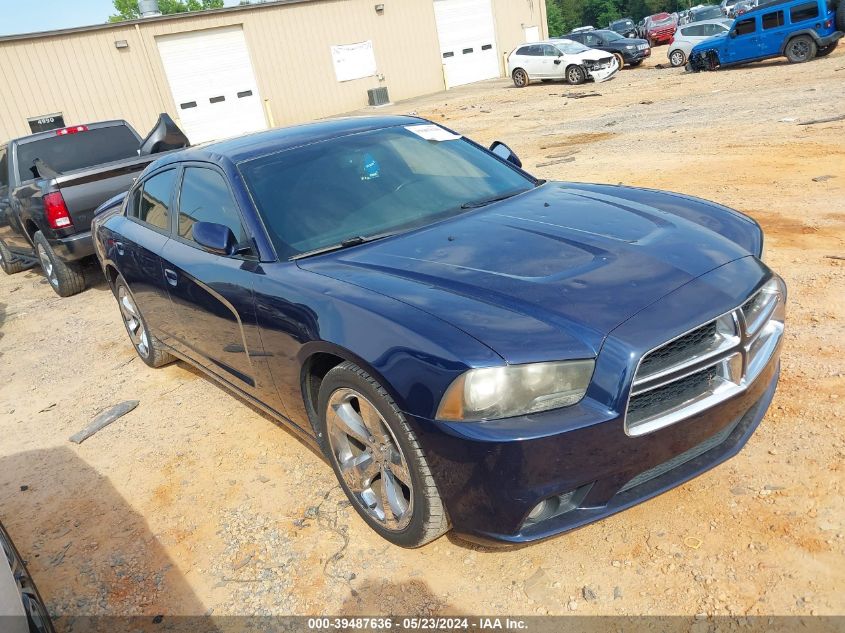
left=156, top=26, right=267, bottom=145
left=433, top=0, right=501, bottom=89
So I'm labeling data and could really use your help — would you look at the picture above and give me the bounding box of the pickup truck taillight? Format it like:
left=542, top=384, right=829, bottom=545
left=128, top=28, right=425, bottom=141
left=55, top=125, right=88, bottom=136
left=43, top=192, right=73, bottom=229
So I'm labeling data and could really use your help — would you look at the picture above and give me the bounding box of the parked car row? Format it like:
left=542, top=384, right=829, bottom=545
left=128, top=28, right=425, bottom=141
left=688, top=0, right=843, bottom=71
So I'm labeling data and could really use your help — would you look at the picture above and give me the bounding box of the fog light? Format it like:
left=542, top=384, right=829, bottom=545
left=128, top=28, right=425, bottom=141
left=527, top=499, right=552, bottom=522
left=523, top=484, right=593, bottom=528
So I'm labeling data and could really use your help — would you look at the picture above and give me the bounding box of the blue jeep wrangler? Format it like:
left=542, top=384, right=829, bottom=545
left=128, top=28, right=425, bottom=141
left=688, top=0, right=844, bottom=69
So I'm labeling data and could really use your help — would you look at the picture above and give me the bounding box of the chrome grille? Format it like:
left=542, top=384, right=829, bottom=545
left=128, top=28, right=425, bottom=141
left=625, top=277, right=785, bottom=436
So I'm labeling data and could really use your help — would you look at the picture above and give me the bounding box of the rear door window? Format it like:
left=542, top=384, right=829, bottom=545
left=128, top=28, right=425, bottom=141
left=789, top=2, right=819, bottom=21
left=762, top=10, right=785, bottom=28
left=138, top=169, right=178, bottom=232
left=176, top=167, right=247, bottom=247
left=734, top=17, right=757, bottom=35
left=14, top=125, right=139, bottom=182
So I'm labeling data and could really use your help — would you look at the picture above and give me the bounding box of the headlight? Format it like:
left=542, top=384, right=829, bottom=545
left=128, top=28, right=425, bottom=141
left=626, top=45, right=636, bottom=50
left=436, top=360, right=595, bottom=421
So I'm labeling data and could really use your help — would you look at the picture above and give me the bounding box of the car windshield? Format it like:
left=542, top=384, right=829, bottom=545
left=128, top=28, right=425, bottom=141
left=239, top=125, right=535, bottom=259
left=602, top=31, right=625, bottom=41
left=555, top=41, right=591, bottom=54
left=652, top=16, right=674, bottom=25
left=15, top=125, right=139, bottom=182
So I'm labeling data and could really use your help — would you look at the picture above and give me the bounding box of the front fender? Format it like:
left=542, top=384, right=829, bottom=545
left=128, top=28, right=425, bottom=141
left=252, top=262, right=503, bottom=431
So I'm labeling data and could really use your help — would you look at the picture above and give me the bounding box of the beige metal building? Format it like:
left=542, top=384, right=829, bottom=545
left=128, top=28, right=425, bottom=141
left=0, top=0, right=547, bottom=144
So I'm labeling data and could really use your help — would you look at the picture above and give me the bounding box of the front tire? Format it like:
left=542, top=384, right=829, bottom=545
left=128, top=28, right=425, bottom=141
left=669, top=49, right=686, bottom=67
left=785, top=35, right=817, bottom=63
left=33, top=231, right=85, bottom=297
left=512, top=68, right=529, bottom=87
left=566, top=64, right=586, bottom=85
left=114, top=275, right=175, bottom=368
left=0, top=239, right=26, bottom=275
left=613, top=52, right=625, bottom=69
left=317, top=362, right=449, bottom=548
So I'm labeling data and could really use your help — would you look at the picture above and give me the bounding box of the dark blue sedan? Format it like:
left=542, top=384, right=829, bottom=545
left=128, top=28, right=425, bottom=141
left=92, top=116, right=785, bottom=547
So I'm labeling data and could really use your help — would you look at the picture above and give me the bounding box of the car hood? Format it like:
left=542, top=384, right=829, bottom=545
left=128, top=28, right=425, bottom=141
left=298, top=183, right=751, bottom=364
left=574, top=49, right=615, bottom=62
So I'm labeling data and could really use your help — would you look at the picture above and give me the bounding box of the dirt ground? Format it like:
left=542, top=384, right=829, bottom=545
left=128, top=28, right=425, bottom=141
left=1, top=45, right=844, bottom=625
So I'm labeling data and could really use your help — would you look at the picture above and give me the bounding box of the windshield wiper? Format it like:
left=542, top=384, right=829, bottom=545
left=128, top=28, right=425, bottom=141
left=291, top=232, right=396, bottom=260
left=460, top=190, right=528, bottom=209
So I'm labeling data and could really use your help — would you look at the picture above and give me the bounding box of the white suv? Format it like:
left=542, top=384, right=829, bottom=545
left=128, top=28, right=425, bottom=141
left=508, top=40, right=620, bottom=86
left=667, top=19, right=733, bottom=66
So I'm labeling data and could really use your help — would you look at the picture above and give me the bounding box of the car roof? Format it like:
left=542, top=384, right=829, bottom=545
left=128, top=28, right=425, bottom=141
left=681, top=17, right=733, bottom=25
left=152, top=115, right=425, bottom=166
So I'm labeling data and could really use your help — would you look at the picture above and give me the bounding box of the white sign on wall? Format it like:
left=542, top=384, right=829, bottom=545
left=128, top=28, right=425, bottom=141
left=331, top=40, right=378, bottom=82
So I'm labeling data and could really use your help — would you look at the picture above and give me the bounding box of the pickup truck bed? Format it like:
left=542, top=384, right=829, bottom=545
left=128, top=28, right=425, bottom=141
left=0, top=115, right=188, bottom=296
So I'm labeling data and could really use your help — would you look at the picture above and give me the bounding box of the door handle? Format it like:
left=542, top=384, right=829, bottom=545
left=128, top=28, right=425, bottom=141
left=164, top=269, right=178, bottom=287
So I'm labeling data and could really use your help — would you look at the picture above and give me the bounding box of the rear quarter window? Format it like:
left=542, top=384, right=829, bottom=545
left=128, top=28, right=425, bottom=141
left=789, top=1, right=819, bottom=21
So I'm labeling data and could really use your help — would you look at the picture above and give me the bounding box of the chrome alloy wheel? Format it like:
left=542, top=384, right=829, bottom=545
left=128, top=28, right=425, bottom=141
left=36, top=243, right=57, bottom=288
left=326, top=388, right=413, bottom=530
left=118, top=285, right=150, bottom=358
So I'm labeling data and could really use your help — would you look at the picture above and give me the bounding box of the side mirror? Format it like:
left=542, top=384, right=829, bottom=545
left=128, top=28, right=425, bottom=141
left=729, top=30, right=737, bottom=37
left=192, top=221, right=238, bottom=256
left=489, top=141, right=523, bottom=168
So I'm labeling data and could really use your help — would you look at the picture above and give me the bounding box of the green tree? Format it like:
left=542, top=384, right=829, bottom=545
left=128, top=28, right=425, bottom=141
left=546, top=1, right=567, bottom=37
left=109, top=0, right=224, bottom=22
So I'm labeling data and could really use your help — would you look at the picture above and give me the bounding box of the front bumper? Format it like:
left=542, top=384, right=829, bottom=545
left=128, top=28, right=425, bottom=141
left=48, top=230, right=94, bottom=262
left=622, top=47, right=651, bottom=62
left=410, top=257, right=783, bottom=544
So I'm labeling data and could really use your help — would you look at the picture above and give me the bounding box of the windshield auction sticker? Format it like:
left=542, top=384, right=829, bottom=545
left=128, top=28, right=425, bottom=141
left=405, top=124, right=461, bottom=141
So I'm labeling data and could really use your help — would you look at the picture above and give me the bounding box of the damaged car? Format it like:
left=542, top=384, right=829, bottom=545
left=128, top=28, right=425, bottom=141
left=688, top=0, right=843, bottom=70
left=508, top=40, right=619, bottom=86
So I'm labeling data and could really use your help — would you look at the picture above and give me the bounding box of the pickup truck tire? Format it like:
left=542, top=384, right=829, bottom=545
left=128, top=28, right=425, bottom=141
left=0, top=239, right=26, bottom=275
left=317, top=361, right=449, bottom=548
left=33, top=231, right=86, bottom=297
left=114, top=275, right=176, bottom=368
left=785, top=35, right=817, bottom=63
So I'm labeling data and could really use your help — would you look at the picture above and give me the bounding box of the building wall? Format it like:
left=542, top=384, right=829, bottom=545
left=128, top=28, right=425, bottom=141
left=0, top=0, right=546, bottom=142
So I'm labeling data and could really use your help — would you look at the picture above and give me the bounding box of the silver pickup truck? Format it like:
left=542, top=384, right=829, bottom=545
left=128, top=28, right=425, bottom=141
left=0, top=115, right=188, bottom=296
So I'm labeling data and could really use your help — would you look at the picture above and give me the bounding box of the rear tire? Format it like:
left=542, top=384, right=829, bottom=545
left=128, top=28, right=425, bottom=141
left=566, top=64, right=586, bottom=85
left=784, top=35, right=817, bottom=63
left=33, top=231, right=85, bottom=297
left=0, top=239, right=26, bottom=275
left=512, top=68, right=529, bottom=87
left=669, top=49, right=686, bottom=67
left=114, top=275, right=176, bottom=368
left=316, top=361, right=449, bottom=548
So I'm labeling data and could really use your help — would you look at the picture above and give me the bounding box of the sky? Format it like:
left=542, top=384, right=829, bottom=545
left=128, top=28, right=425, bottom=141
left=0, top=0, right=241, bottom=37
